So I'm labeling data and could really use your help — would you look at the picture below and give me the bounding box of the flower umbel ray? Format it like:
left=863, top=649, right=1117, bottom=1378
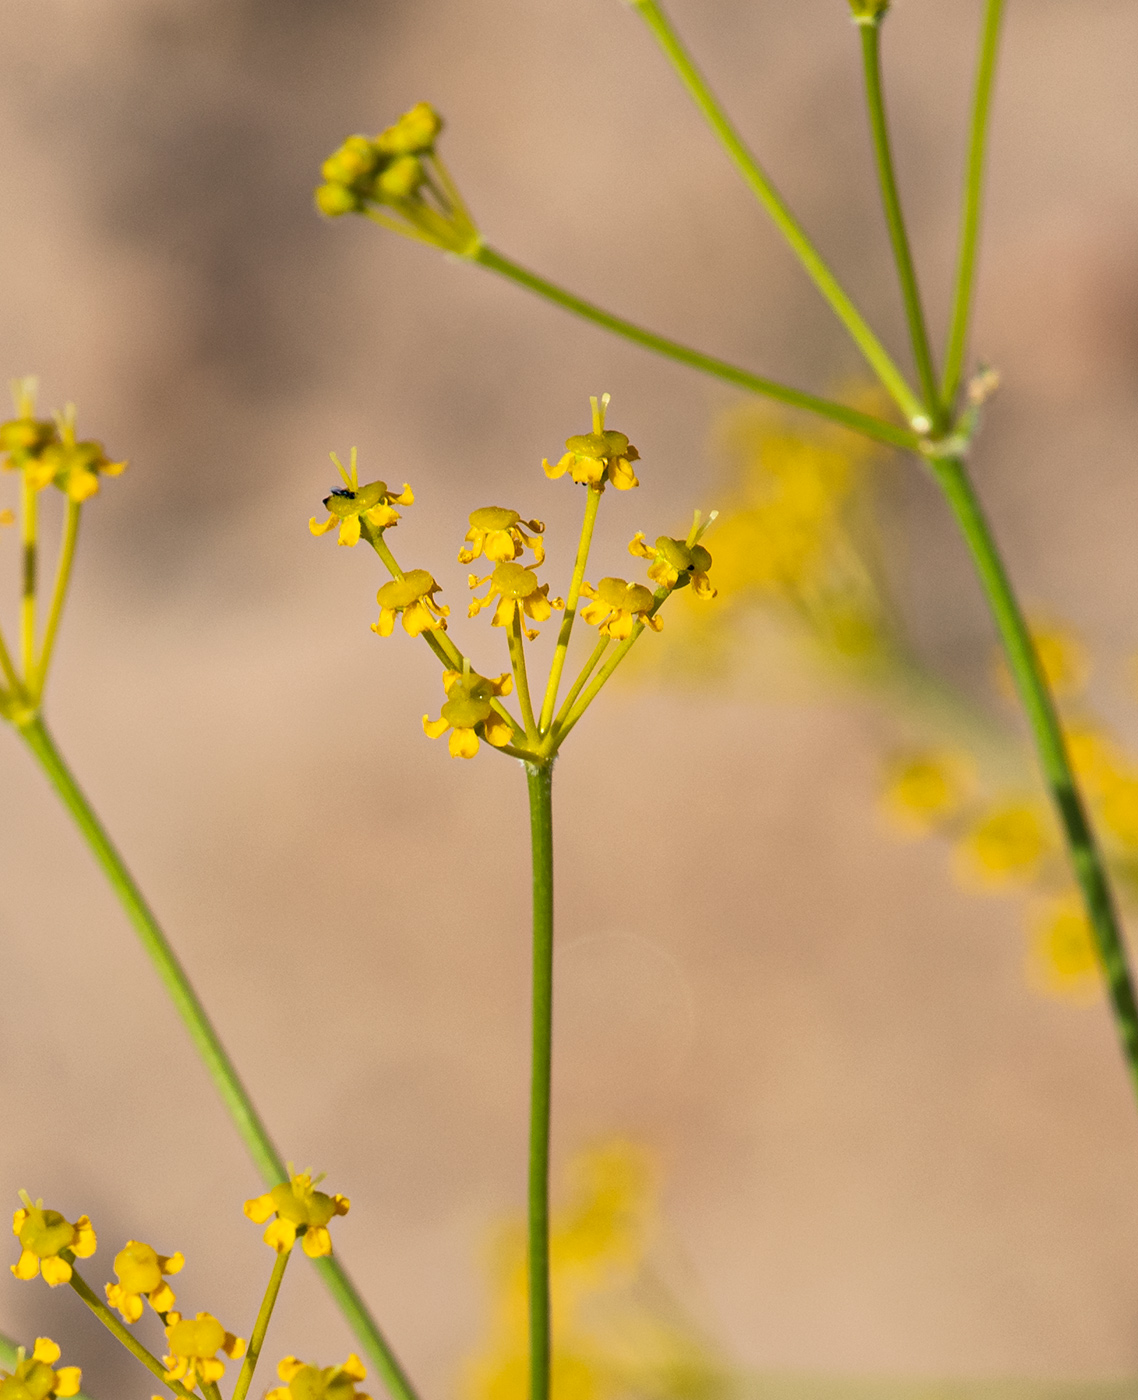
left=310, top=448, right=414, bottom=547
left=11, top=1193, right=96, bottom=1287
left=245, top=1171, right=351, bottom=1257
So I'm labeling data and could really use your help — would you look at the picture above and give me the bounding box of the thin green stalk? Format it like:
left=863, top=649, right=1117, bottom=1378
left=21, top=477, right=37, bottom=679
left=539, top=485, right=602, bottom=731
left=0, top=620, right=21, bottom=694
left=0, top=1330, right=93, bottom=1400
left=550, top=635, right=611, bottom=738
left=932, top=455, right=1138, bottom=1102
left=625, top=0, right=923, bottom=423
left=33, top=499, right=81, bottom=697
left=510, top=611, right=539, bottom=741
left=473, top=246, right=918, bottom=452
left=525, top=761, right=555, bottom=1400
left=15, top=715, right=422, bottom=1400
left=68, top=1266, right=193, bottom=1399
left=552, top=622, right=646, bottom=748
left=230, top=1246, right=291, bottom=1400
left=859, top=21, right=942, bottom=423
left=942, top=0, right=1006, bottom=410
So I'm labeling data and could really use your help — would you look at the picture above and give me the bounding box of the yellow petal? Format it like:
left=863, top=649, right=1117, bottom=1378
left=244, top=1194, right=275, bottom=1224
left=309, top=514, right=337, bottom=536
left=72, top=1217, right=97, bottom=1257
left=55, top=1367, right=82, bottom=1397
left=423, top=715, right=449, bottom=740
left=374, top=609, right=395, bottom=638
left=301, top=1226, right=332, bottom=1258
left=200, top=1357, right=227, bottom=1383
left=224, top=1334, right=247, bottom=1360
left=264, top=1218, right=297, bottom=1254
left=278, top=1357, right=306, bottom=1383
left=11, top=1249, right=39, bottom=1281
left=337, top=514, right=362, bottom=547
left=331, top=1195, right=350, bottom=1217
left=12, top=1208, right=28, bottom=1236
left=542, top=456, right=567, bottom=480
left=158, top=1251, right=185, bottom=1276
left=40, top=1254, right=73, bottom=1287
left=449, top=728, right=480, bottom=760
left=33, top=1337, right=61, bottom=1365
left=343, top=1355, right=368, bottom=1381
left=482, top=715, right=512, bottom=748
left=149, top=1280, right=176, bottom=1314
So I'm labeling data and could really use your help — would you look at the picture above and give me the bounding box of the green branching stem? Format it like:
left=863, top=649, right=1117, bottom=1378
left=942, top=0, right=1006, bottom=410
left=472, top=247, right=918, bottom=452
left=231, top=1246, right=291, bottom=1400
left=525, top=760, right=555, bottom=1400
left=15, top=715, right=422, bottom=1400
left=551, top=635, right=611, bottom=736
left=510, top=610, right=539, bottom=741
left=932, top=455, right=1138, bottom=1102
left=859, top=20, right=942, bottom=424
left=539, top=485, right=602, bottom=732
left=625, top=0, right=922, bottom=422
left=33, top=500, right=81, bottom=698
left=67, top=1265, right=194, bottom=1399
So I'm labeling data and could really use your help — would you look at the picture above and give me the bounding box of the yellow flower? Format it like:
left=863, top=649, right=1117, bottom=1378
left=376, top=102, right=443, bottom=158
left=372, top=570, right=449, bottom=638
left=579, top=579, right=662, bottom=641
left=955, top=801, right=1052, bottom=889
left=105, top=1239, right=184, bottom=1323
left=315, top=104, right=443, bottom=218
left=423, top=670, right=514, bottom=759
left=458, top=507, right=545, bottom=566
left=0, top=1337, right=82, bottom=1399
left=543, top=430, right=640, bottom=491
left=161, top=1312, right=245, bottom=1391
left=11, top=1193, right=96, bottom=1286
left=1028, top=894, right=1101, bottom=1004
left=627, top=533, right=715, bottom=598
left=38, top=438, right=127, bottom=502
left=0, top=415, right=59, bottom=490
left=1064, top=724, right=1123, bottom=798
left=310, top=448, right=414, bottom=546
left=468, top=562, right=563, bottom=640
left=266, top=1353, right=372, bottom=1400
left=244, top=1172, right=350, bottom=1257
left=880, top=750, right=974, bottom=837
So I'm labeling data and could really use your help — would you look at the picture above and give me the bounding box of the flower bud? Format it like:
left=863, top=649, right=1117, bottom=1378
left=848, top=0, right=889, bottom=22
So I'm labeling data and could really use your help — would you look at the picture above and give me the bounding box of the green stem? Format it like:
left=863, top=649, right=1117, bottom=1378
left=859, top=21, right=942, bottom=424
left=21, top=477, right=37, bottom=679
left=942, top=0, right=1006, bottom=410
left=525, top=761, right=555, bottom=1400
left=67, top=1266, right=193, bottom=1399
left=0, top=620, right=21, bottom=694
left=539, top=486, right=602, bottom=732
left=550, top=636, right=611, bottom=739
left=473, top=247, right=918, bottom=452
left=230, top=1247, right=291, bottom=1400
left=932, top=456, right=1138, bottom=1101
left=33, top=500, right=81, bottom=698
left=15, top=716, right=422, bottom=1400
left=625, top=0, right=923, bottom=422
left=510, top=611, right=539, bottom=741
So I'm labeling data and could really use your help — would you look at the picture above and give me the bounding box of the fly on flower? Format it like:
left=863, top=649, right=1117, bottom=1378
left=311, top=448, right=414, bottom=547
left=543, top=396, right=641, bottom=491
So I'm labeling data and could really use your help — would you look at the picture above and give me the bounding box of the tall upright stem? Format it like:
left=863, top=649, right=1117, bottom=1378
left=231, top=1247, right=291, bottom=1400
left=473, top=247, right=918, bottom=452
left=525, top=761, right=555, bottom=1400
left=859, top=21, right=942, bottom=424
left=14, top=716, right=422, bottom=1400
left=942, top=0, right=1006, bottom=410
left=626, top=0, right=923, bottom=423
left=933, top=456, right=1138, bottom=1101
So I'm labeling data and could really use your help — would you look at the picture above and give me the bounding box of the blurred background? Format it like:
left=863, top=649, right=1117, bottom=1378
left=3, top=0, right=1138, bottom=1395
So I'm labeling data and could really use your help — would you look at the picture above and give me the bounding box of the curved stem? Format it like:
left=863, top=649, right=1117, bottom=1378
left=625, top=0, right=923, bottom=422
left=942, top=0, right=1006, bottom=410
left=68, top=1266, right=193, bottom=1399
left=539, top=486, right=601, bottom=732
left=859, top=21, right=942, bottom=424
left=473, top=247, right=918, bottom=452
left=932, top=456, right=1138, bottom=1102
left=231, top=1247, right=291, bottom=1400
left=33, top=500, right=81, bottom=698
left=14, top=716, right=422, bottom=1400
left=525, top=761, right=555, bottom=1400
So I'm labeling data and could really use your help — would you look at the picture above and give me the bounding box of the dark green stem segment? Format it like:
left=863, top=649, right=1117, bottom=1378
left=859, top=22, right=942, bottom=424
left=16, top=716, right=422, bottom=1400
left=473, top=246, right=918, bottom=453
left=933, top=457, right=1138, bottom=1098
left=525, top=760, right=555, bottom=1400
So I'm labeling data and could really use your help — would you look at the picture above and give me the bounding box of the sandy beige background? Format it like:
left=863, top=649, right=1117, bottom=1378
left=3, top=0, right=1138, bottom=1395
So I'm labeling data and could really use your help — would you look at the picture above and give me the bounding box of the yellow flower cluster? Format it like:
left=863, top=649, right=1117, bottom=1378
left=245, top=1171, right=351, bottom=1257
left=161, top=1311, right=246, bottom=1391
left=266, top=1354, right=372, bottom=1400
left=11, top=1194, right=96, bottom=1287
left=0, top=384, right=125, bottom=501
left=464, top=1141, right=725, bottom=1400
left=0, top=1338, right=81, bottom=1399
left=105, top=1239, right=184, bottom=1322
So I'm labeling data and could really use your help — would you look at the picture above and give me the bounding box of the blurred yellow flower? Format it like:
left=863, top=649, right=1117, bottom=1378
left=880, top=750, right=974, bottom=837
left=266, top=1353, right=371, bottom=1400
left=996, top=619, right=1090, bottom=702
left=0, top=1337, right=82, bottom=1399
left=955, top=801, right=1052, bottom=889
left=1027, top=894, right=1101, bottom=1003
